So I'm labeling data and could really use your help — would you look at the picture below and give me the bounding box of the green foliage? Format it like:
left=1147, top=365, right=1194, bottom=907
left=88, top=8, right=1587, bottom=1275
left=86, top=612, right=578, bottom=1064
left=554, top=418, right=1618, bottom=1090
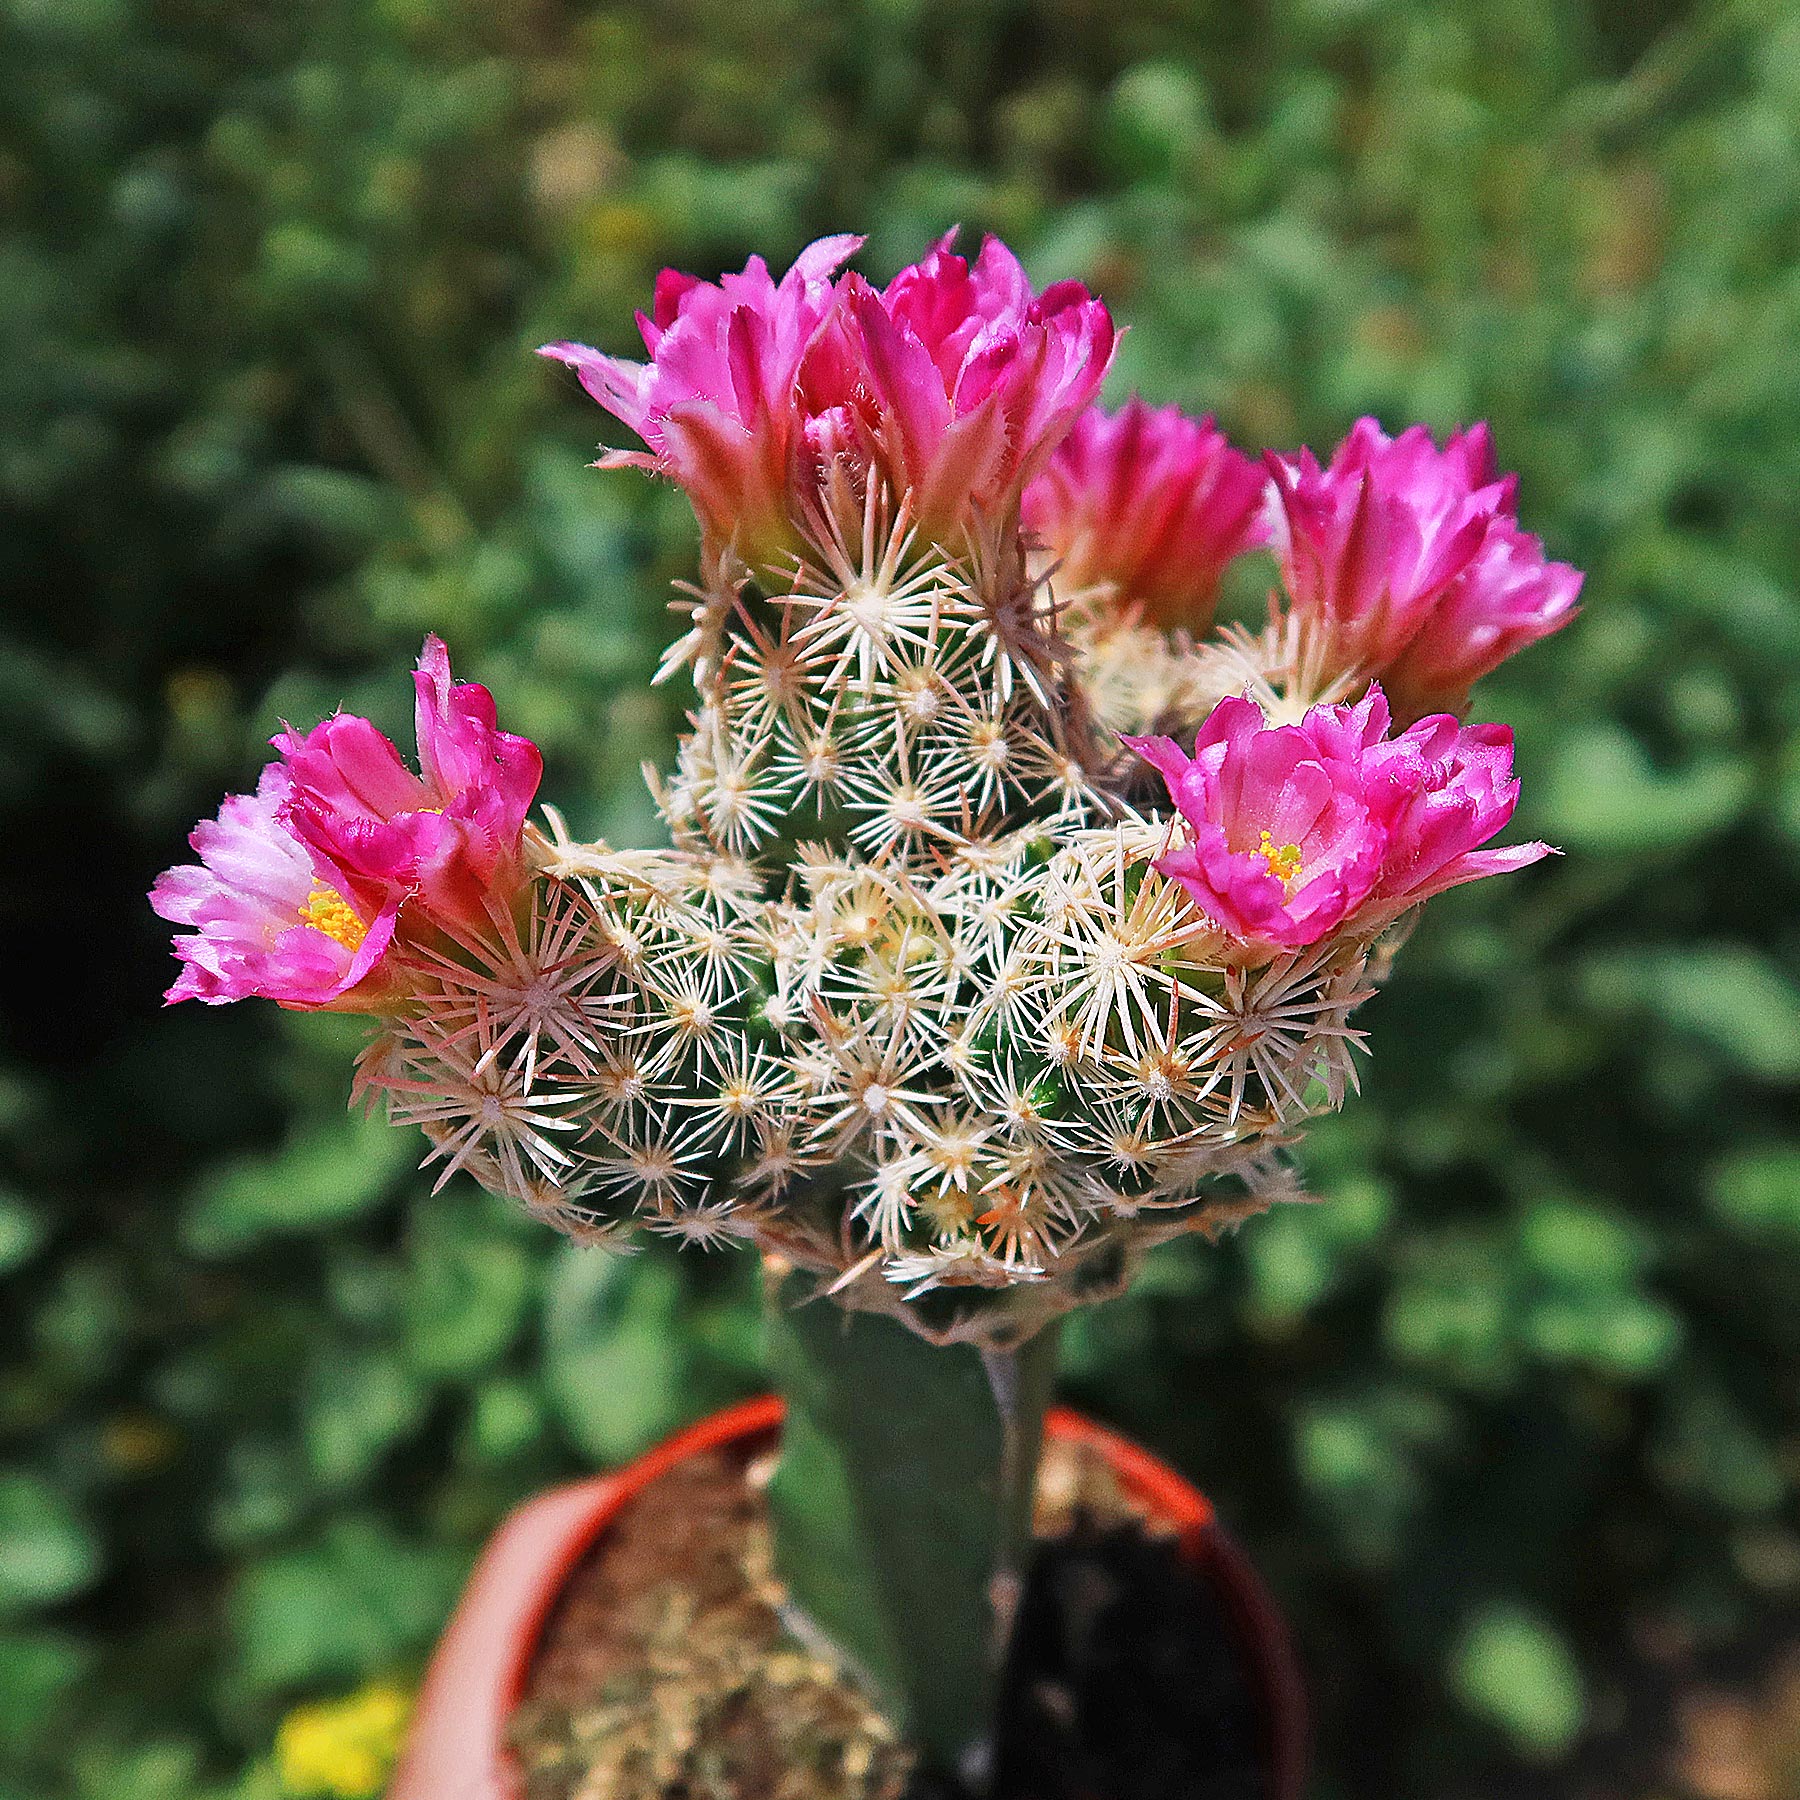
left=541, top=1250, right=690, bottom=1463
left=3, top=1, right=1798, bottom=1796
left=0, top=1475, right=100, bottom=1616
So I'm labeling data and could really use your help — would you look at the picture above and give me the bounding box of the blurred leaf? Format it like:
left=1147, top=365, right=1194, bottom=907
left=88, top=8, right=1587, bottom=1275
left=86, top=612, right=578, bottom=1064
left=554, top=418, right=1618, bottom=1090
left=0, top=1629, right=87, bottom=1753
left=1643, top=948, right=1800, bottom=1083
left=1242, top=1208, right=1339, bottom=1321
left=1102, top=62, right=1210, bottom=181
left=400, top=1201, right=533, bottom=1379
left=462, top=1378, right=545, bottom=1465
left=1384, top=1230, right=1514, bottom=1391
left=542, top=1248, right=689, bottom=1465
left=233, top=1519, right=463, bottom=1693
left=1535, top=725, right=1750, bottom=856
left=301, top=1347, right=429, bottom=1490
left=1293, top=1388, right=1455, bottom=1569
left=0, top=1193, right=46, bottom=1275
left=66, top=1741, right=207, bottom=1800
left=1708, top=1144, right=1800, bottom=1237
left=182, top=1113, right=415, bottom=1256
left=1655, top=1377, right=1786, bottom=1516
left=1519, top=1200, right=1644, bottom=1287
left=1452, top=1604, right=1585, bottom=1756
left=1582, top=945, right=1800, bottom=1082
left=0, top=1475, right=100, bottom=1616
left=1520, top=1288, right=1681, bottom=1378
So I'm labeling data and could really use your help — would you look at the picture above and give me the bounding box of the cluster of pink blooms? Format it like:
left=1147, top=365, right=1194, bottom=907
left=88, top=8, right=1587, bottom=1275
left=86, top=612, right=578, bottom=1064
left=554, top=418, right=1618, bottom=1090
left=153, top=638, right=541, bottom=1008
left=157, top=231, right=1578, bottom=1001
left=540, top=232, right=1116, bottom=563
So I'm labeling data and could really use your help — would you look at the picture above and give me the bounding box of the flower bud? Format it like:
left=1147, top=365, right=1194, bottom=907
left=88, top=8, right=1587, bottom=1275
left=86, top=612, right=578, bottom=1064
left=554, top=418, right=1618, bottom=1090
left=1024, top=398, right=1267, bottom=632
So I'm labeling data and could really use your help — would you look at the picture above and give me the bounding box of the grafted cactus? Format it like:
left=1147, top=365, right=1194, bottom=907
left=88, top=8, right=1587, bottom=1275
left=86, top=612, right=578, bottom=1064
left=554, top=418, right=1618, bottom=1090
left=155, top=231, right=1577, bottom=1785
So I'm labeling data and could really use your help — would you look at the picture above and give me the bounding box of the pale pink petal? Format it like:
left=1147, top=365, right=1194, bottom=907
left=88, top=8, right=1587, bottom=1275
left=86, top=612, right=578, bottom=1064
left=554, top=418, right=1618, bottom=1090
left=153, top=768, right=395, bottom=1009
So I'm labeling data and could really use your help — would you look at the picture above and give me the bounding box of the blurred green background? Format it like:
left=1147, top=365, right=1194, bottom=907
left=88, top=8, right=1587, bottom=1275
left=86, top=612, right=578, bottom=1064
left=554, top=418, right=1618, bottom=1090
left=6, top=0, right=1800, bottom=1795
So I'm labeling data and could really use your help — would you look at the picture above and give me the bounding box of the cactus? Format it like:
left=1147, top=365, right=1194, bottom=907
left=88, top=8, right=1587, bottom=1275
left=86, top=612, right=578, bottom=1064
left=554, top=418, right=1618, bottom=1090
left=155, top=232, right=1576, bottom=1785
left=358, top=494, right=1366, bottom=1348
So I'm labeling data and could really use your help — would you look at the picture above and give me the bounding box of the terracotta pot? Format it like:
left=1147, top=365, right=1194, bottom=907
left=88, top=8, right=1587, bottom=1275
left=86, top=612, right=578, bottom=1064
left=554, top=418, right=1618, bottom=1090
left=389, top=1396, right=1307, bottom=1800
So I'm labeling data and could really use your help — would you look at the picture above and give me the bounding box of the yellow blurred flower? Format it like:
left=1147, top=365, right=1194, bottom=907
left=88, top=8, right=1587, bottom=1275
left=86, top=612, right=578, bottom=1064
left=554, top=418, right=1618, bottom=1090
left=275, top=1682, right=411, bottom=1799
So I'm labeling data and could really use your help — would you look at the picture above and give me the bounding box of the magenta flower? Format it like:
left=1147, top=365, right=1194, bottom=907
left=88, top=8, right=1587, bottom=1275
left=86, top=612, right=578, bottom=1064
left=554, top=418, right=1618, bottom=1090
left=540, top=232, right=1115, bottom=560
left=151, top=765, right=400, bottom=1008
left=1126, top=696, right=1388, bottom=950
left=1022, top=399, right=1268, bottom=632
left=1380, top=514, right=1585, bottom=722
left=808, top=235, right=1117, bottom=542
left=1265, top=418, right=1580, bottom=717
left=278, top=636, right=542, bottom=936
left=541, top=234, right=860, bottom=562
left=1126, top=685, right=1551, bottom=952
left=1357, top=708, right=1555, bottom=923
left=153, top=637, right=542, bottom=1007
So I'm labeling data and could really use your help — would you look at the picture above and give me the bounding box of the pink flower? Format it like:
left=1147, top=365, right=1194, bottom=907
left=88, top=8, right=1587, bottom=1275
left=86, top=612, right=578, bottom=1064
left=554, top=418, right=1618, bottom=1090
left=1127, top=696, right=1388, bottom=950
left=278, top=636, right=542, bottom=936
left=1022, top=399, right=1267, bottom=632
left=540, top=232, right=1116, bottom=559
left=1265, top=418, right=1580, bottom=717
left=151, top=765, right=400, bottom=1008
left=1357, top=708, right=1554, bottom=920
left=153, top=637, right=542, bottom=1007
left=807, top=236, right=1117, bottom=541
left=1380, top=515, right=1584, bottom=722
left=541, top=235, right=860, bottom=562
left=1127, top=685, right=1551, bottom=952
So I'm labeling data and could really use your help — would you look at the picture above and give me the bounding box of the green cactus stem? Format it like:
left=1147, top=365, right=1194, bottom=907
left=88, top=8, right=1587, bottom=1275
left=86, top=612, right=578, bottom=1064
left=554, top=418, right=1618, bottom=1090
left=764, top=1263, right=1061, bottom=1787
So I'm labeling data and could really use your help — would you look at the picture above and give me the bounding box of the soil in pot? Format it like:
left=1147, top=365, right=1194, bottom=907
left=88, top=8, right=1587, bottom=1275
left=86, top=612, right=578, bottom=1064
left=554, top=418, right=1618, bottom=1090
left=508, top=1433, right=1264, bottom=1800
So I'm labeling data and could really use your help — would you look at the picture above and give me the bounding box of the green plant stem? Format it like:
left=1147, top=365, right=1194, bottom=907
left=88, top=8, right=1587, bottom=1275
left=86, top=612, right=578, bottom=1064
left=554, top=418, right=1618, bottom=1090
left=763, top=1264, right=1060, bottom=1787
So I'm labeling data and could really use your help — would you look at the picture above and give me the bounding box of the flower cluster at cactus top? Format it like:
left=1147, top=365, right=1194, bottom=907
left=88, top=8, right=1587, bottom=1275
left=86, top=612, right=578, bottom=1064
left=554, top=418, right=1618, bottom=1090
left=541, top=232, right=1115, bottom=564
left=153, top=637, right=540, bottom=1008
left=159, top=232, right=1578, bottom=1343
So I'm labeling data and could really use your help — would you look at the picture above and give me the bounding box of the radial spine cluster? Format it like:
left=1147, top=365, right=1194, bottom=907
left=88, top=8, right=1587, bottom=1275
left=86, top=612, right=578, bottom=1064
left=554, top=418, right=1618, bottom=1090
left=355, top=484, right=1368, bottom=1345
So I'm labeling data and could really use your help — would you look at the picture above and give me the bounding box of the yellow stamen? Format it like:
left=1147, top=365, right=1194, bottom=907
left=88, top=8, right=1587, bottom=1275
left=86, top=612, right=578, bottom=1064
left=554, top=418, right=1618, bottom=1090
left=301, top=883, right=368, bottom=952
left=1258, top=830, right=1303, bottom=887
